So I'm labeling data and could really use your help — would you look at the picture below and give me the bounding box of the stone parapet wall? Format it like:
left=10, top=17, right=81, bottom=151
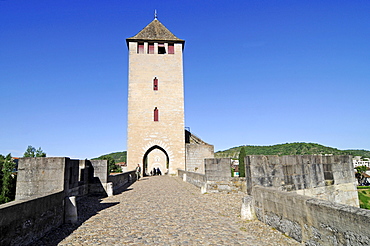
left=108, top=171, right=136, bottom=190
left=252, top=186, right=370, bottom=245
left=178, top=169, right=245, bottom=193
left=246, top=155, right=354, bottom=192
left=16, top=158, right=109, bottom=200
left=245, top=155, right=359, bottom=207
left=295, top=182, right=359, bottom=207
left=206, top=177, right=246, bottom=193
left=204, top=158, right=231, bottom=181
left=2, top=157, right=114, bottom=244
left=178, top=169, right=206, bottom=188
left=90, top=160, right=109, bottom=184
left=0, top=191, right=65, bottom=246
left=16, top=157, right=67, bottom=200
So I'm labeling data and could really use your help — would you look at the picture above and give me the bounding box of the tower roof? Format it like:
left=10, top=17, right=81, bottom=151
left=126, top=19, right=184, bottom=44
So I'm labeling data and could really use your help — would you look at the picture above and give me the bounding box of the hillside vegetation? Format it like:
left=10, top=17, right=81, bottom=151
left=215, top=142, right=370, bottom=159
left=93, top=151, right=127, bottom=163
left=93, top=143, right=370, bottom=163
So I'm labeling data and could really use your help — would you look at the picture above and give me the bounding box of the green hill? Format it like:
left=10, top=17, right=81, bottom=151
left=93, top=143, right=370, bottom=163
left=93, top=151, right=127, bottom=163
left=345, top=149, right=370, bottom=159
left=215, top=142, right=370, bottom=159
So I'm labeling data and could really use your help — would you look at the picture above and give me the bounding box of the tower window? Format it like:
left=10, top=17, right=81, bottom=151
left=154, top=107, right=159, bottom=121
left=158, top=43, right=166, bottom=54
left=168, top=44, right=174, bottom=54
left=153, top=77, right=158, bottom=90
left=137, top=43, right=144, bottom=54
left=148, top=43, right=154, bottom=54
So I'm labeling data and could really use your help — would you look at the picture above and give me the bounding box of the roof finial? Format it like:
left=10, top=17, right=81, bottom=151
left=154, top=9, right=158, bottom=20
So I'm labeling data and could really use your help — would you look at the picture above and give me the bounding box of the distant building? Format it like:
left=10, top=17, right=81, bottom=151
left=115, top=162, right=127, bottom=173
left=353, top=156, right=370, bottom=168
left=115, top=162, right=126, bottom=167
left=231, top=159, right=239, bottom=176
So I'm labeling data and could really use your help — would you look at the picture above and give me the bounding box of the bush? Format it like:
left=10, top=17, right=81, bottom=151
left=0, top=154, right=17, bottom=204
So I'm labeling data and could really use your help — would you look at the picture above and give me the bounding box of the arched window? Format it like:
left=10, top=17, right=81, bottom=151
left=154, top=107, right=159, bottom=121
left=153, top=77, right=158, bottom=90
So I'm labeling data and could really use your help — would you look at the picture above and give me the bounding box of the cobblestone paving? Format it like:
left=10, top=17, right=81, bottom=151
left=35, top=176, right=300, bottom=245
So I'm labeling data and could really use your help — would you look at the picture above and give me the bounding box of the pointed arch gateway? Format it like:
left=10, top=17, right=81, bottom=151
left=142, top=145, right=169, bottom=176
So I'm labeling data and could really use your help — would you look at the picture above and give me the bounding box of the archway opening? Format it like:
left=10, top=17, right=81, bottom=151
left=142, top=145, right=169, bottom=176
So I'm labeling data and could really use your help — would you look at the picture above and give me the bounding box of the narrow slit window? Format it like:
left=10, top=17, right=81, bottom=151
left=137, top=43, right=144, bottom=54
left=168, top=44, right=174, bottom=54
left=154, top=107, right=159, bottom=121
left=148, top=43, right=154, bottom=54
left=153, top=77, right=158, bottom=90
left=158, top=43, right=166, bottom=54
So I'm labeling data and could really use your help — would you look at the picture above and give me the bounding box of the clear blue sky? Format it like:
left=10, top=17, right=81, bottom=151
left=1, top=0, right=369, bottom=159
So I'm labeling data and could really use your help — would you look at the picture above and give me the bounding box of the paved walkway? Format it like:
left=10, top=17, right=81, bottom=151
left=35, top=176, right=299, bottom=245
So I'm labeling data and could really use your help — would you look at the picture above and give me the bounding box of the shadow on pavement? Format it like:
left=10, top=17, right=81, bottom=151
left=113, top=180, right=136, bottom=195
left=32, top=181, right=136, bottom=245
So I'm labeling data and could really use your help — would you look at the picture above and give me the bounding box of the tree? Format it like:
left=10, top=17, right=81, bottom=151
left=0, top=154, right=17, bottom=204
left=0, top=155, right=4, bottom=195
left=96, top=155, right=122, bottom=173
left=238, top=146, right=246, bottom=177
left=23, top=145, right=46, bottom=157
left=355, top=165, right=368, bottom=185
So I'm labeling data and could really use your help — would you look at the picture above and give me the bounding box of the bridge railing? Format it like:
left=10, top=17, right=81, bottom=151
left=108, top=170, right=136, bottom=192
left=178, top=169, right=206, bottom=189
left=179, top=169, right=246, bottom=193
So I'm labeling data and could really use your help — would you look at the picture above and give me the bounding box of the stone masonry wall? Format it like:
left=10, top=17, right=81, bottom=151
left=16, top=157, right=67, bottom=200
left=108, top=170, right=136, bottom=191
left=16, top=158, right=109, bottom=199
left=4, top=157, right=110, bottom=245
left=0, top=191, right=65, bottom=246
left=206, top=177, right=246, bottom=193
left=127, top=41, right=185, bottom=175
left=185, top=143, right=214, bottom=174
left=245, top=155, right=358, bottom=206
left=88, top=160, right=108, bottom=195
left=252, top=186, right=370, bottom=245
left=185, top=130, right=214, bottom=174
left=180, top=158, right=245, bottom=193
left=178, top=169, right=206, bottom=188
left=204, top=158, right=231, bottom=181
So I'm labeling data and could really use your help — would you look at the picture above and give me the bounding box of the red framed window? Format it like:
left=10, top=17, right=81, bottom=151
left=154, top=107, right=159, bottom=121
left=168, top=44, right=174, bottom=54
left=137, top=43, right=144, bottom=54
left=153, top=77, right=158, bottom=90
left=148, top=43, right=154, bottom=54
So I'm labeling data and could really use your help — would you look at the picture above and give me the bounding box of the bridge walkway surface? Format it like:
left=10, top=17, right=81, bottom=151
left=35, top=175, right=299, bottom=245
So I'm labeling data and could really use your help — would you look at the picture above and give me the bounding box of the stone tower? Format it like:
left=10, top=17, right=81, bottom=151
left=126, top=17, right=185, bottom=175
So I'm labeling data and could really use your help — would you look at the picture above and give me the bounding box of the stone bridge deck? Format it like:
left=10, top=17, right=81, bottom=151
left=36, top=176, right=299, bottom=245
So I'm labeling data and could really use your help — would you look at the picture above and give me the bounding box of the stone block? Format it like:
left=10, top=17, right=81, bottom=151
left=65, top=196, right=78, bottom=224
left=241, top=196, right=256, bottom=220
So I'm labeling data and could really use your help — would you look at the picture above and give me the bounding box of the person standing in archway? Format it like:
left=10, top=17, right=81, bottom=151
left=135, top=164, right=141, bottom=180
left=153, top=167, right=157, bottom=176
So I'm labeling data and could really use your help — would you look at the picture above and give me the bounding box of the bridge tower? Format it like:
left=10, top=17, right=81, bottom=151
left=126, top=17, right=185, bottom=175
